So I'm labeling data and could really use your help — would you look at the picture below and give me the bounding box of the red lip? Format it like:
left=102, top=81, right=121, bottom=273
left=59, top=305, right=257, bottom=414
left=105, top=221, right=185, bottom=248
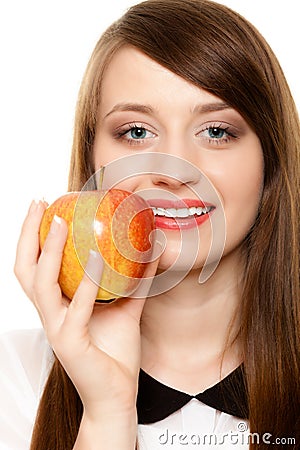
left=147, top=198, right=215, bottom=231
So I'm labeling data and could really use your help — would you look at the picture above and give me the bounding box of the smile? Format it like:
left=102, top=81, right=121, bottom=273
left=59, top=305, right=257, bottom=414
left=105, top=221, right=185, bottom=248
left=151, top=206, right=214, bottom=218
left=147, top=199, right=215, bottom=230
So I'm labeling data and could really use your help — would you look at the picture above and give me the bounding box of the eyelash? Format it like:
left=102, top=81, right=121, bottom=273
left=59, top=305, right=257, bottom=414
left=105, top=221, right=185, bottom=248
left=200, top=123, right=238, bottom=145
left=114, top=122, right=155, bottom=146
left=114, top=122, right=238, bottom=146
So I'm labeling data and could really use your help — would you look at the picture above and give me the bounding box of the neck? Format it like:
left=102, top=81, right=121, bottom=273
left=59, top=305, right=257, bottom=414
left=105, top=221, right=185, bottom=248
left=140, top=249, right=244, bottom=392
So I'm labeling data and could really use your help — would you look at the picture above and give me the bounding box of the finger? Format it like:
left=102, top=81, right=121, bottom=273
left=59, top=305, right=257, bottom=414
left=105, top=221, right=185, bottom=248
left=34, top=215, right=68, bottom=321
left=120, top=240, right=162, bottom=321
left=64, top=250, right=104, bottom=331
left=14, top=199, right=47, bottom=295
left=129, top=239, right=162, bottom=300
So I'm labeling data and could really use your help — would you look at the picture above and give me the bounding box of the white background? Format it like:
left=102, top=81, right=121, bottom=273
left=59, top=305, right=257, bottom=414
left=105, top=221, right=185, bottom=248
left=0, top=0, right=299, bottom=334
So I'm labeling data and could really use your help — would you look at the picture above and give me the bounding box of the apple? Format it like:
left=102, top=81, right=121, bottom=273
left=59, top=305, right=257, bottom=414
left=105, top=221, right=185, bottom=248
left=39, top=190, right=155, bottom=301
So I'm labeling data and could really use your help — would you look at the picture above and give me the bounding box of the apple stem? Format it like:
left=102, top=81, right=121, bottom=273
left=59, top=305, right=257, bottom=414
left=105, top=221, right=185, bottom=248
left=98, top=166, right=105, bottom=190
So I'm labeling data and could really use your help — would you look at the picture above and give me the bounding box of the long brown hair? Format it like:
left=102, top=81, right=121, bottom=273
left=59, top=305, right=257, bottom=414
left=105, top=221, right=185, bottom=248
left=31, top=1, right=300, bottom=448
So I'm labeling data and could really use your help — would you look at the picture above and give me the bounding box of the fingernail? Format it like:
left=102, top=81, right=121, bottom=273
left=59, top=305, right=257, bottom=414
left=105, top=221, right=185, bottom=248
left=50, top=215, right=62, bottom=234
left=28, top=199, right=41, bottom=213
left=85, top=250, right=103, bottom=285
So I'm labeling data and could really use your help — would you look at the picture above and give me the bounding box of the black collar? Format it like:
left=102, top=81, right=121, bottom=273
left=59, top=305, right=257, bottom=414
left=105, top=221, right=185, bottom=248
left=137, top=365, right=248, bottom=424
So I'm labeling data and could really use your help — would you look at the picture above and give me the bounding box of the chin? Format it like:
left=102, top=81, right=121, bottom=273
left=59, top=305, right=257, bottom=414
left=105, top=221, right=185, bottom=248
left=156, top=250, right=210, bottom=273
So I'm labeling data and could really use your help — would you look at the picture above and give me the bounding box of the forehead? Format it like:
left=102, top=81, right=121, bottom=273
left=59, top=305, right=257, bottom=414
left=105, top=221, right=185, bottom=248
left=99, top=46, right=224, bottom=114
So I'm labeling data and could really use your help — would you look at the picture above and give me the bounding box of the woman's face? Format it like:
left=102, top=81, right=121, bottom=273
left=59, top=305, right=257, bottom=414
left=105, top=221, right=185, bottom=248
left=93, top=46, right=264, bottom=273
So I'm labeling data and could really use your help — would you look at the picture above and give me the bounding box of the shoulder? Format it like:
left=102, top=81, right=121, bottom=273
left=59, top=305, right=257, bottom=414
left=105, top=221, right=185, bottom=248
left=0, top=328, right=54, bottom=449
left=0, top=327, right=50, bottom=352
left=0, top=328, right=54, bottom=396
left=0, top=327, right=51, bottom=354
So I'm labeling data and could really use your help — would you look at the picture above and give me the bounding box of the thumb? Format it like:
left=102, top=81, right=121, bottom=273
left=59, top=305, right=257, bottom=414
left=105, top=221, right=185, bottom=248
left=129, top=239, right=163, bottom=300
left=64, top=250, right=104, bottom=330
left=120, top=239, right=162, bottom=321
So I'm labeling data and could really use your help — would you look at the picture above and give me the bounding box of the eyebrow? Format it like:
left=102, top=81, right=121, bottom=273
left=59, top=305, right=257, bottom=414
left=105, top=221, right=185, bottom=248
left=193, top=101, right=231, bottom=113
left=104, top=101, right=232, bottom=118
left=104, top=103, right=155, bottom=118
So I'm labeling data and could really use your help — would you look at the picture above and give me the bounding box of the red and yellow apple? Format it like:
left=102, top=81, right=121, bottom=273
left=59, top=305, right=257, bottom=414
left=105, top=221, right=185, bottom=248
left=39, top=190, right=155, bottom=301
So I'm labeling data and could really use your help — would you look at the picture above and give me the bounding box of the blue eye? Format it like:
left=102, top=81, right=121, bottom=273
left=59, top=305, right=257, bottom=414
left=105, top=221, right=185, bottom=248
left=207, top=127, right=226, bottom=139
left=198, top=123, right=238, bottom=146
left=130, top=127, right=147, bottom=139
left=116, top=123, right=156, bottom=144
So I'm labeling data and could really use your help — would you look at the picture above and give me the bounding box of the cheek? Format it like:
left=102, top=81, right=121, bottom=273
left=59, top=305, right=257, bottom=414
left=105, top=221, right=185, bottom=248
left=225, top=164, right=262, bottom=207
left=93, top=129, right=124, bottom=169
left=215, top=147, right=264, bottom=249
left=195, top=138, right=263, bottom=260
left=205, top=137, right=264, bottom=211
left=93, top=137, right=113, bottom=169
left=227, top=150, right=264, bottom=211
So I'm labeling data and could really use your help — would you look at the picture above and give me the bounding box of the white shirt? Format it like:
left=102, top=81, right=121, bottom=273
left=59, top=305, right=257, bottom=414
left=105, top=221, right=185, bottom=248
left=0, top=329, right=249, bottom=449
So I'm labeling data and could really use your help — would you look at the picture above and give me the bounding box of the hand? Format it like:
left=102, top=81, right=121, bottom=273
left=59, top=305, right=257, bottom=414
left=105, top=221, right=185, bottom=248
left=14, top=199, right=159, bottom=420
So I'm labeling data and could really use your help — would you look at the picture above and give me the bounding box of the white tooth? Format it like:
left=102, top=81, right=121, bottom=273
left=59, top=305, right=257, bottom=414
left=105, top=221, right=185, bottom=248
left=165, top=208, right=177, bottom=217
left=156, top=208, right=166, bottom=216
left=152, top=206, right=211, bottom=218
left=176, top=208, right=189, bottom=218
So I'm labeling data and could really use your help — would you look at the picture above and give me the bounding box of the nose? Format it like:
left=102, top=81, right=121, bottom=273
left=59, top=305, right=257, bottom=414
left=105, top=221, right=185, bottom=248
left=96, top=153, right=201, bottom=193
left=149, top=153, right=201, bottom=189
left=151, top=174, right=186, bottom=189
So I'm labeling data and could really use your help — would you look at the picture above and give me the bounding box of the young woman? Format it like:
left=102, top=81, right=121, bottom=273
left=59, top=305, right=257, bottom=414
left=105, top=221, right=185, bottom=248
left=1, top=0, right=299, bottom=449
